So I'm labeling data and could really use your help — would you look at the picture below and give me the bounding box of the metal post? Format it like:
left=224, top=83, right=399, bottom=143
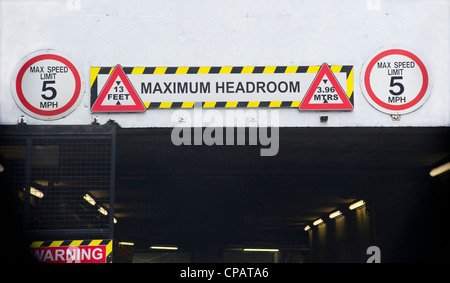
left=108, top=130, right=116, bottom=240
left=24, top=137, right=32, bottom=231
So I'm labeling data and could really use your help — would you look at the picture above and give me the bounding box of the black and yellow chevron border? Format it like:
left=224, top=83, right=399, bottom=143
left=30, top=239, right=113, bottom=263
left=90, top=65, right=353, bottom=109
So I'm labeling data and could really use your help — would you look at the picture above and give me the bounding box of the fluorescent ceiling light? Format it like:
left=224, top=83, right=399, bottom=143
left=30, top=187, right=44, bottom=199
left=243, top=248, right=279, bottom=252
left=429, top=162, right=450, bottom=177
left=150, top=246, right=178, bottom=250
left=98, top=206, right=108, bottom=215
left=83, top=193, right=96, bottom=206
left=313, top=218, right=324, bottom=226
left=119, top=242, right=134, bottom=246
left=329, top=210, right=342, bottom=219
left=34, top=180, right=48, bottom=186
left=304, top=225, right=311, bottom=231
left=349, top=200, right=366, bottom=210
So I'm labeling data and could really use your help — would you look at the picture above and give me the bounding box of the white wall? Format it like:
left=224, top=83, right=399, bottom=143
left=1, top=0, right=449, bottom=127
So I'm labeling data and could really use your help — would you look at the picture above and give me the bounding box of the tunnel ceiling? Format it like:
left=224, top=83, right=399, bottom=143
left=113, top=127, right=450, bottom=249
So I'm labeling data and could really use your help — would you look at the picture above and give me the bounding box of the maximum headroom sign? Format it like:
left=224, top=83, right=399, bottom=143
left=90, top=63, right=354, bottom=112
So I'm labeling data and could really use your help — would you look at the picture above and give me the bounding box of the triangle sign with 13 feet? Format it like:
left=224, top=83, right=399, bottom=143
left=299, top=63, right=353, bottom=111
left=92, top=64, right=146, bottom=112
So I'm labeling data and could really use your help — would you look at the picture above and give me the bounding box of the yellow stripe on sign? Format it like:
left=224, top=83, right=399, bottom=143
left=347, top=68, right=354, bottom=98
left=225, top=101, right=238, bottom=108
left=241, top=66, right=254, bottom=74
left=285, top=66, right=298, bottom=73
left=144, top=102, right=150, bottom=108
left=269, top=101, right=282, bottom=107
left=263, top=66, right=276, bottom=73
left=307, top=66, right=320, bottom=73
left=247, top=101, right=260, bottom=107
left=90, top=67, right=101, bottom=88
left=181, top=102, right=194, bottom=108
left=106, top=241, right=113, bottom=257
left=70, top=240, right=83, bottom=246
left=219, top=66, right=233, bottom=74
left=291, top=101, right=301, bottom=107
left=30, top=241, right=44, bottom=248
left=154, top=67, right=167, bottom=74
left=330, top=65, right=342, bottom=73
left=160, top=102, right=172, bottom=108
left=131, top=67, right=145, bottom=75
left=203, top=102, right=216, bottom=108
left=49, top=241, right=64, bottom=247
left=198, top=67, right=211, bottom=74
left=89, top=240, right=102, bottom=246
left=176, top=67, right=189, bottom=74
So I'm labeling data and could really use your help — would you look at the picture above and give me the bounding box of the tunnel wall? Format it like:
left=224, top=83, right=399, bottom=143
left=308, top=171, right=450, bottom=263
left=309, top=206, right=371, bottom=262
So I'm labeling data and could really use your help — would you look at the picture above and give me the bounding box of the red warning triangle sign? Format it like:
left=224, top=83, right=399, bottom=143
left=92, top=65, right=146, bottom=112
left=299, top=63, right=353, bottom=111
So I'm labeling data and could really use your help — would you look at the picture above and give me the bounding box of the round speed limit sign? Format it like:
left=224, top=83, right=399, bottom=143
left=360, top=48, right=429, bottom=115
left=11, top=50, right=85, bottom=120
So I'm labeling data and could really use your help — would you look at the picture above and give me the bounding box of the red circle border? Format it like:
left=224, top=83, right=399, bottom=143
left=15, top=54, right=82, bottom=117
left=363, top=49, right=429, bottom=111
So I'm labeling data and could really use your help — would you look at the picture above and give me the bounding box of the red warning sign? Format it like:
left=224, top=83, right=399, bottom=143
left=91, top=65, right=146, bottom=112
left=299, top=63, right=353, bottom=111
left=31, top=245, right=107, bottom=263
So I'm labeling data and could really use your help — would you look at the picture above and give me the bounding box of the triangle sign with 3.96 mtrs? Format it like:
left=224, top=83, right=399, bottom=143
left=299, top=63, right=353, bottom=111
left=91, top=65, right=146, bottom=112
